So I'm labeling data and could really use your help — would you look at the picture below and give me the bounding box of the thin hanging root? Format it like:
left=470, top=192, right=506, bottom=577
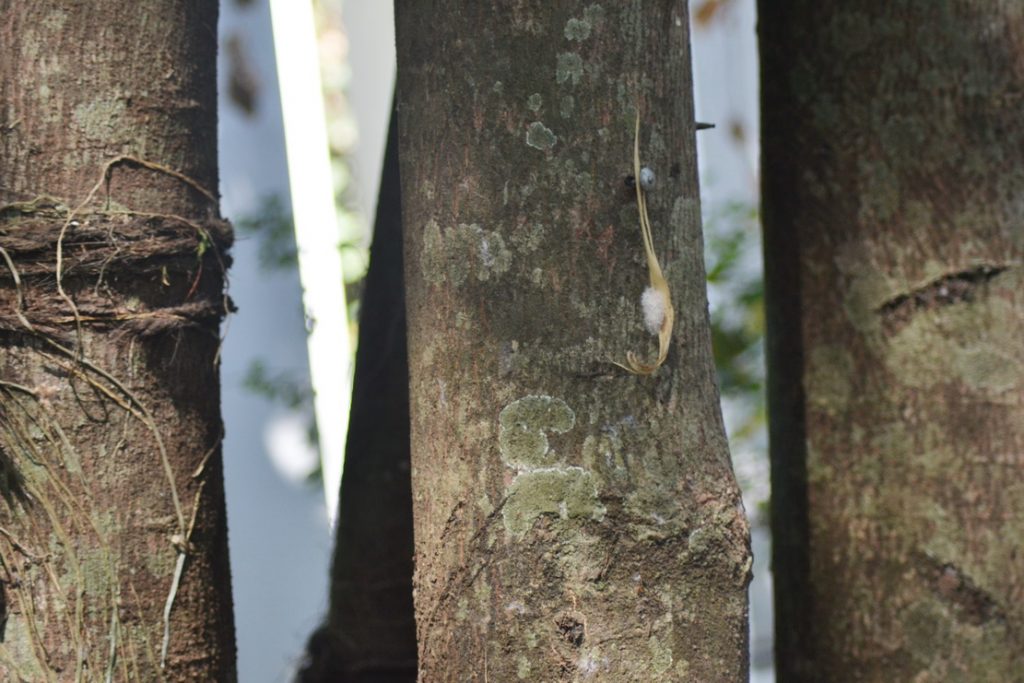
left=161, top=481, right=205, bottom=669
left=2, top=248, right=192, bottom=672
left=615, top=110, right=675, bottom=375
left=5, top=156, right=225, bottom=672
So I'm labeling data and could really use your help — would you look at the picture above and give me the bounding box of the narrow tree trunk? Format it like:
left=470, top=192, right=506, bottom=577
left=0, top=2, right=236, bottom=680
left=300, top=106, right=417, bottom=683
left=761, top=3, right=1024, bottom=680
left=397, top=2, right=751, bottom=680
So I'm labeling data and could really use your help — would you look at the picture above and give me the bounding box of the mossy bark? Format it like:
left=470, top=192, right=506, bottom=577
left=761, top=2, right=1024, bottom=680
left=396, top=2, right=751, bottom=680
left=0, top=2, right=235, bottom=680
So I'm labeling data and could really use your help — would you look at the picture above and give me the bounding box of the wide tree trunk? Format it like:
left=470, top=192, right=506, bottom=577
left=0, top=2, right=236, bottom=680
left=396, top=2, right=751, bottom=680
left=761, top=2, right=1024, bottom=680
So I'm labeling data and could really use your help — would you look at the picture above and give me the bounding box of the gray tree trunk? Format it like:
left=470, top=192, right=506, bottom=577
left=396, top=2, right=751, bottom=680
left=0, top=2, right=236, bottom=680
left=761, top=2, right=1024, bottom=680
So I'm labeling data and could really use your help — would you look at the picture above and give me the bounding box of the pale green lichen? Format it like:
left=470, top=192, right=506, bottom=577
left=882, top=283, right=1021, bottom=393
left=477, top=491, right=494, bottom=517
left=503, top=467, right=605, bottom=538
left=583, top=4, right=605, bottom=25
left=952, top=344, right=1022, bottom=394
left=420, top=220, right=512, bottom=285
left=648, top=634, right=674, bottom=674
left=555, top=158, right=593, bottom=196
left=560, top=95, right=575, bottom=118
left=527, top=93, right=543, bottom=112
left=2, top=614, right=50, bottom=680
left=674, top=658, right=691, bottom=677
left=526, top=121, right=556, bottom=150
left=840, top=266, right=893, bottom=335
left=564, top=17, right=591, bottom=41
left=420, top=220, right=450, bottom=285
left=72, top=97, right=126, bottom=141
left=516, top=655, right=532, bottom=679
left=499, top=395, right=575, bottom=468
left=510, top=222, right=546, bottom=253
left=498, top=396, right=606, bottom=537
left=901, top=595, right=1016, bottom=679
left=686, top=525, right=719, bottom=558
left=556, top=52, right=584, bottom=85
left=477, top=230, right=512, bottom=281
left=42, top=8, right=69, bottom=31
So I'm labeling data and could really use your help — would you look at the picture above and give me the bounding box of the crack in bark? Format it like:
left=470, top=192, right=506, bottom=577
left=556, top=614, right=585, bottom=647
left=917, top=553, right=1005, bottom=626
left=877, top=265, right=1008, bottom=333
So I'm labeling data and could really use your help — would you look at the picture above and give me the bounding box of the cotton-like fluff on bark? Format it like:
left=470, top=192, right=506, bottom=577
left=641, top=286, right=667, bottom=335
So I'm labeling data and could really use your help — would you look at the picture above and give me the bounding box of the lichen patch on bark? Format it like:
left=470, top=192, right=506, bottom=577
left=420, top=220, right=513, bottom=285
left=498, top=395, right=605, bottom=537
left=526, top=121, right=557, bottom=150
left=499, top=395, right=575, bottom=467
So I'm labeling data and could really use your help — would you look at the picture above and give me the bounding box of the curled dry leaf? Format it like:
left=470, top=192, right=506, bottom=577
left=614, top=111, right=674, bottom=376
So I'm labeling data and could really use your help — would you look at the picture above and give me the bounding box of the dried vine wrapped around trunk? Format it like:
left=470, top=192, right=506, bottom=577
left=1, top=2, right=236, bottom=680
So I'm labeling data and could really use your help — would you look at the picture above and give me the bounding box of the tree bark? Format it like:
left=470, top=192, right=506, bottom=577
left=299, top=106, right=417, bottom=683
left=0, top=2, right=236, bottom=680
left=761, top=2, right=1024, bottom=680
left=396, top=2, right=751, bottom=680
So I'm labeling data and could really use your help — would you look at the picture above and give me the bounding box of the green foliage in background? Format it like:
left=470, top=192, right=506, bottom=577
left=703, top=198, right=768, bottom=519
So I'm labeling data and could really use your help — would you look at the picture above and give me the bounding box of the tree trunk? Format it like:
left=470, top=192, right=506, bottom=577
left=299, top=106, right=417, bottom=683
left=0, top=2, right=236, bottom=680
left=761, top=2, right=1024, bottom=680
left=396, top=2, right=751, bottom=680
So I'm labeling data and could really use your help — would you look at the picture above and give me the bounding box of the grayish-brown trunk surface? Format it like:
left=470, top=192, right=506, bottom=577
left=761, top=2, right=1024, bottom=680
left=397, top=2, right=751, bottom=680
left=0, top=2, right=236, bottom=680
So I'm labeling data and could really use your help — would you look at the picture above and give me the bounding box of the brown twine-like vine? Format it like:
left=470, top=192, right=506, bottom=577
left=0, top=155, right=232, bottom=670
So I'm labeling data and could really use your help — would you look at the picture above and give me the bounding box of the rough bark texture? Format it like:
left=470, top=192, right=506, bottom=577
left=761, top=2, right=1024, bottom=680
left=397, top=2, right=751, bottom=680
left=0, top=2, right=236, bottom=680
left=300, top=108, right=417, bottom=683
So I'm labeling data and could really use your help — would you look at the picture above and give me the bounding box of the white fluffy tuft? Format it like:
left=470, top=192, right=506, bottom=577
left=640, top=286, right=666, bottom=335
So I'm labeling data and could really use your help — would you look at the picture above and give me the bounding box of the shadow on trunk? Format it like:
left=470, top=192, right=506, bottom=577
left=297, top=104, right=417, bottom=683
